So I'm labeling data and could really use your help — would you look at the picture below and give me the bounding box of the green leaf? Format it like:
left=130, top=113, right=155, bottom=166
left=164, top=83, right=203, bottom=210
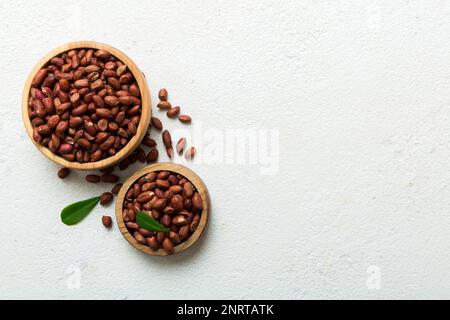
left=61, top=196, right=100, bottom=225
left=136, top=211, right=170, bottom=232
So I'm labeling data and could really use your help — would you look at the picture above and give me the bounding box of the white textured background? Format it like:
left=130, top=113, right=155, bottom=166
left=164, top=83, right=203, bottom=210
left=0, top=0, right=449, bottom=299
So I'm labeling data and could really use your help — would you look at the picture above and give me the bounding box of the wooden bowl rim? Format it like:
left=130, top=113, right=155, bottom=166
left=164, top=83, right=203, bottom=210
left=115, top=163, right=210, bottom=256
left=22, top=40, right=151, bottom=170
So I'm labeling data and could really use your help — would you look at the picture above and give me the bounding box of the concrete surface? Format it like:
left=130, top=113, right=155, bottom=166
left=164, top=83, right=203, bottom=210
left=0, top=0, right=449, bottom=299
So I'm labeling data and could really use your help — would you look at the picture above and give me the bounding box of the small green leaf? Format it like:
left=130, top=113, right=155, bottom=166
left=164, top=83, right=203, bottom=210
left=61, top=196, right=100, bottom=225
left=136, top=211, right=170, bottom=232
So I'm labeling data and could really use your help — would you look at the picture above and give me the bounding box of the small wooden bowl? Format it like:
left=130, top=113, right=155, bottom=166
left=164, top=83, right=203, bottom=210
left=21, top=41, right=151, bottom=170
left=116, top=163, right=210, bottom=256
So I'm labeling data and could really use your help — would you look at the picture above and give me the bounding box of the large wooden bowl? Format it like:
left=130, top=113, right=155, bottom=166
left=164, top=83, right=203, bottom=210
left=116, top=163, right=210, bottom=256
left=22, top=41, right=151, bottom=170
